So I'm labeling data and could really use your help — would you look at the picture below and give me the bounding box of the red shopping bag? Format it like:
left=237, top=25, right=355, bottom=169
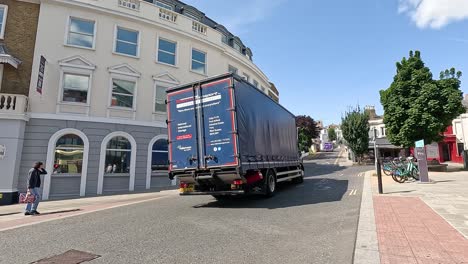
left=19, top=193, right=36, bottom=204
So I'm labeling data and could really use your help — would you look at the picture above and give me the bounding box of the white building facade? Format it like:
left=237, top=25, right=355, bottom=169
left=1, top=0, right=278, bottom=202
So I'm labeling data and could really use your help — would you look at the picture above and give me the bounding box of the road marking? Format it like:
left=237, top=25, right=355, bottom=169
left=0, top=195, right=174, bottom=232
left=339, top=174, right=344, bottom=177
left=333, top=149, right=345, bottom=165
left=348, top=189, right=358, bottom=196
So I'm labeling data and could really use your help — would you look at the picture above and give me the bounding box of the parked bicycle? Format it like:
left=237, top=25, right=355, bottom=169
left=382, top=157, right=419, bottom=183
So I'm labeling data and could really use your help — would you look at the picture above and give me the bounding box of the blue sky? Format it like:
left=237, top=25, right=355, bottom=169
left=184, top=0, right=468, bottom=125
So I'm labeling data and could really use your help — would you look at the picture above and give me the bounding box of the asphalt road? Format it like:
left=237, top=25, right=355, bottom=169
left=0, top=151, right=369, bottom=264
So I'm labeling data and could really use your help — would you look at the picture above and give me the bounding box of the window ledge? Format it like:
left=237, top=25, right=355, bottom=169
left=52, top=174, right=82, bottom=178
left=189, top=70, right=208, bottom=77
left=64, top=43, right=96, bottom=51
left=112, top=51, right=140, bottom=59
left=59, top=101, right=90, bottom=107
left=108, top=106, right=136, bottom=112
left=156, top=61, right=178, bottom=69
left=104, top=173, right=130, bottom=177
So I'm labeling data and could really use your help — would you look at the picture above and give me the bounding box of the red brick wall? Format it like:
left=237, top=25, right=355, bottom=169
left=0, top=0, right=39, bottom=96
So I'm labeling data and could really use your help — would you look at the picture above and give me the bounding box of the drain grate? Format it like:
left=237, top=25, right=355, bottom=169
left=31, top=249, right=100, bottom=264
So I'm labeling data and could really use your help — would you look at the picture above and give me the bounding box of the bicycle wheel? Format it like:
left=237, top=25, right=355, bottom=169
left=392, top=170, right=406, bottom=183
left=383, top=165, right=392, bottom=176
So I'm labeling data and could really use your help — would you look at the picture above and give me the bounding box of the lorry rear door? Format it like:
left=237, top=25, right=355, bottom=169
left=167, top=88, right=199, bottom=171
left=199, top=78, right=238, bottom=168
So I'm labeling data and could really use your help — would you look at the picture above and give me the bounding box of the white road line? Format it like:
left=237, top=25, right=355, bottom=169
left=348, top=189, right=358, bottom=196
left=0, top=195, right=173, bottom=232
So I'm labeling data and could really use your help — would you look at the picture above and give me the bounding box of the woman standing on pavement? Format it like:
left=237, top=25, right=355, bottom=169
left=25, top=161, right=47, bottom=216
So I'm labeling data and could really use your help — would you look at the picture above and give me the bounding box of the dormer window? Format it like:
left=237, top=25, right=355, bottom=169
left=221, top=34, right=229, bottom=44
left=233, top=42, right=242, bottom=53
left=184, top=12, right=199, bottom=21
left=155, top=1, right=172, bottom=10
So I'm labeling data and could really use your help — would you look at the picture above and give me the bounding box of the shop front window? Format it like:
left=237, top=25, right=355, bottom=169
left=105, top=136, right=132, bottom=174
left=151, top=139, right=168, bottom=172
left=54, top=134, right=84, bottom=174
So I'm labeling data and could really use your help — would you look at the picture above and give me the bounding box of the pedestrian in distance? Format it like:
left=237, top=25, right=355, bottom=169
left=25, top=161, right=47, bottom=216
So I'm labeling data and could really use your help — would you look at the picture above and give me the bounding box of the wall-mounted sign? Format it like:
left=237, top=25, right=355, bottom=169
left=415, top=139, right=425, bottom=148
left=426, top=143, right=440, bottom=159
left=0, top=144, right=5, bottom=160
left=36, top=56, right=46, bottom=94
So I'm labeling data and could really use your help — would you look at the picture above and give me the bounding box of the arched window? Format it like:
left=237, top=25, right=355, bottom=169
left=151, top=139, right=168, bottom=172
left=105, top=136, right=132, bottom=174
left=54, top=134, right=84, bottom=174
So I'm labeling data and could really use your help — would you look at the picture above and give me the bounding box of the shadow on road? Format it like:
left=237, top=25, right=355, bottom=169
left=303, top=164, right=346, bottom=177
left=193, top=177, right=349, bottom=210
left=303, top=152, right=339, bottom=161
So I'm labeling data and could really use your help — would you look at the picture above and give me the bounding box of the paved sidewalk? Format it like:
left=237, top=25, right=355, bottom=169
left=0, top=190, right=178, bottom=232
left=372, top=171, right=468, bottom=238
left=355, top=169, right=468, bottom=264
left=374, top=196, right=468, bottom=264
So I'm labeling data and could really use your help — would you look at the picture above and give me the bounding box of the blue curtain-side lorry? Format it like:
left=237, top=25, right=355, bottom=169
left=167, top=73, right=304, bottom=198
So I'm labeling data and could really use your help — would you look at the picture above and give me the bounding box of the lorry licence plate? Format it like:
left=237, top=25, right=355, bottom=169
left=179, top=185, right=194, bottom=193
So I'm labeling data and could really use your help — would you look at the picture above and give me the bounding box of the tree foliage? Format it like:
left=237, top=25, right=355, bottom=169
left=298, top=128, right=310, bottom=152
left=295, top=115, right=319, bottom=152
left=328, top=127, right=337, bottom=141
left=380, top=51, right=465, bottom=147
left=341, top=106, right=369, bottom=162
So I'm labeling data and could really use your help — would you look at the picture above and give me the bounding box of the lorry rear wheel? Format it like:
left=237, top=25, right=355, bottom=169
left=292, top=166, right=305, bottom=184
left=265, top=170, right=277, bottom=198
left=292, top=175, right=304, bottom=184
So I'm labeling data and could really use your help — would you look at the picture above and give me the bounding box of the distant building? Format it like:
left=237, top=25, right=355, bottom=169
left=365, top=106, right=401, bottom=159
left=319, top=128, right=329, bottom=150
left=448, top=94, right=468, bottom=163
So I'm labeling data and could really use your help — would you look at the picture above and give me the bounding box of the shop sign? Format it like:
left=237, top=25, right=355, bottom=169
left=36, top=56, right=46, bottom=94
left=0, top=145, right=5, bottom=160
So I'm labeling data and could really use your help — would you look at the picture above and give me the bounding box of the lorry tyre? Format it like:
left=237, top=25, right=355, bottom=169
left=292, top=165, right=305, bottom=184
left=265, top=170, right=277, bottom=198
left=292, top=175, right=304, bottom=184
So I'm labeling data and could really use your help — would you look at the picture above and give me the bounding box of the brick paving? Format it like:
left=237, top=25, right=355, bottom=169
left=374, top=196, right=468, bottom=264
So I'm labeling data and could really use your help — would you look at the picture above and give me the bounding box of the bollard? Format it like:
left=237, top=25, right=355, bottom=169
left=376, top=158, right=383, bottom=194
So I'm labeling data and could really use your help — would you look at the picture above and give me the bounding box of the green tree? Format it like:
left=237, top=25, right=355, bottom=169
left=328, top=127, right=337, bottom=141
left=341, top=106, right=369, bottom=163
left=298, top=128, right=310, bottom=152
left=295, top=115, right=319, bottom=152
left=380, top=51, right=465, bottom=147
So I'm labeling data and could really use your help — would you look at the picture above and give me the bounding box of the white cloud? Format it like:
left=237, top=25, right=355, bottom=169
left=398, top=0, right=468, bottom=29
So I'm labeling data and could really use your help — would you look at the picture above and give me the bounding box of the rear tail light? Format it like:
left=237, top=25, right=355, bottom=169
left=233, top=180, right=243, bottom=185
